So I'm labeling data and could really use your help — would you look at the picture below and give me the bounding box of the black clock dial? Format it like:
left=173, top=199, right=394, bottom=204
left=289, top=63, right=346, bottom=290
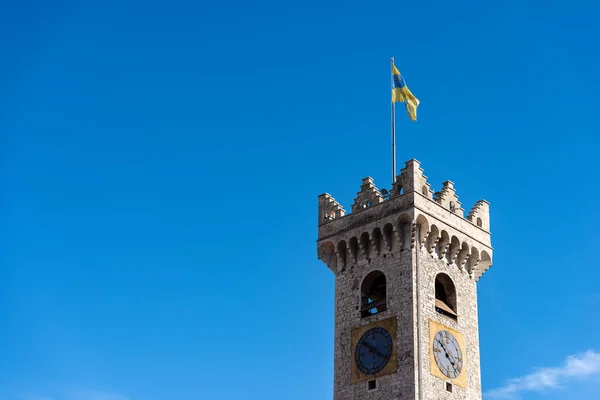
left=355, top=327, right=393, bottom=375
left=432, top=330, right=463, bottom=379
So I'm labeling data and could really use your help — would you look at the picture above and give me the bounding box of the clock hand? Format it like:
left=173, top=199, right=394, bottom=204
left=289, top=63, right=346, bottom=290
left=436, top=340, right=459, bottom=373
left=362, top=341, right=375, bottom=354
left=436, top=340, right=454, bottom=361
left=363, top=342, right=387, bottom=359
left=446, top=354, right=459, bottom=372
left=436, top=339, right=450, bottom=356
left=373, top=348, right=387, bottom=359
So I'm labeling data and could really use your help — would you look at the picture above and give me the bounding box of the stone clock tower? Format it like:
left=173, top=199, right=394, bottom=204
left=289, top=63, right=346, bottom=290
left=317, top=159, right=493, bottom=400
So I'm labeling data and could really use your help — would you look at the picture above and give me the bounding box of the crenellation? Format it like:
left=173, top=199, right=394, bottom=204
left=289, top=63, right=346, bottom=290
left=316, top=159, right=493, bottom=400
left=318, top=165, right=490, bottom=249
left=467, top=200, right=490, bottom=232
left=317, top=160, right=493, bottom=280
left=391, top=159, right=433, bottom=199
left=434, top=181, right=464, bottom=217
left=318, top=193, right=346, bottom=226
left=352, top=177, right=384, bottom=213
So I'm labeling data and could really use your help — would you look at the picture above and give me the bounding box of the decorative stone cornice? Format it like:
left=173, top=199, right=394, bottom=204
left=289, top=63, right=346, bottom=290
left=317, top=159, right=493, bottom=281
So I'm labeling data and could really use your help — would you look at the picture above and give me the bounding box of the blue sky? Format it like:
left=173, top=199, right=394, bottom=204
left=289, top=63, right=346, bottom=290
left=1, top=0, right=599, bottom=399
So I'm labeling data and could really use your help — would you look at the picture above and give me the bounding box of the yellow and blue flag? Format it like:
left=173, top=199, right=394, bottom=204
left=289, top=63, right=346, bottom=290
left=392, top=64, right=419, bottom=121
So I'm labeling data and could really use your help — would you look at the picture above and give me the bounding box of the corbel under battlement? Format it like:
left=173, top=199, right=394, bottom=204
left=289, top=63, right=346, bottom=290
left=316, top=159, right=493, bottom=280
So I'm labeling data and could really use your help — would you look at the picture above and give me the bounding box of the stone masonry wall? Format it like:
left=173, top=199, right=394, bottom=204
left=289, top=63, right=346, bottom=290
left=318, top=160, right=492, bottom=400
left=334, top=246, right=416, bottom=400
left=417, top=246, right=482, bottom=400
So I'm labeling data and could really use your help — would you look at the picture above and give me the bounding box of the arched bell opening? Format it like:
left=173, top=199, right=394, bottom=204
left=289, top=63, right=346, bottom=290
left=435, top=273, right=457, bottom=320
left=360, top=270, right=387, bottom=318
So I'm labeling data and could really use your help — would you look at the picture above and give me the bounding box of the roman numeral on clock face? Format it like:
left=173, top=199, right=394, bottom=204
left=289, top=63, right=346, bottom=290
left=433, top=330, right=463, bottom=379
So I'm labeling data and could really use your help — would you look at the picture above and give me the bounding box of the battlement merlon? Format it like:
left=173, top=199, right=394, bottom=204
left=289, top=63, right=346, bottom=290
left=318, top=193, right=346, bottom=226
left=351, top=177, right=384, bottom=212
left=391, top=159, right=434, bottom=199
left=317, top=159, right=493, bottom=279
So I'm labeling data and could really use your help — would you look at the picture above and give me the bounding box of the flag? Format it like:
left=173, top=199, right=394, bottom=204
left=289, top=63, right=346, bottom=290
left=392, top=64, right=420, bottom=121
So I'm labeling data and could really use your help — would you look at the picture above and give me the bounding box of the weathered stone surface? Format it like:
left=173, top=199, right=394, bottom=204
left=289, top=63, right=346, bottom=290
left=317, top=159, right=493, bottom=400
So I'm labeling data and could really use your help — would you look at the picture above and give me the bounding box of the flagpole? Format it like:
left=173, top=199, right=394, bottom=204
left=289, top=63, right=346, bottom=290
left=391, top=57, right=396, bottom=184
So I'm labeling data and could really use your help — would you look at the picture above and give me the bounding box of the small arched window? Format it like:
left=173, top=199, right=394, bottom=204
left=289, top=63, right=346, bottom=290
left=476, top=217, right=482, bottom=227
left=435, top=273, right=457, bottom=319
left=361, top=270, right=387, bottom=318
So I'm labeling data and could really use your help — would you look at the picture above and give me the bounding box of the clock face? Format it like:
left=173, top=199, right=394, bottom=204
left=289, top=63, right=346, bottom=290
left=355, top=327, right=393, bottom=375
left=433, top=330, right=463, bottom=379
